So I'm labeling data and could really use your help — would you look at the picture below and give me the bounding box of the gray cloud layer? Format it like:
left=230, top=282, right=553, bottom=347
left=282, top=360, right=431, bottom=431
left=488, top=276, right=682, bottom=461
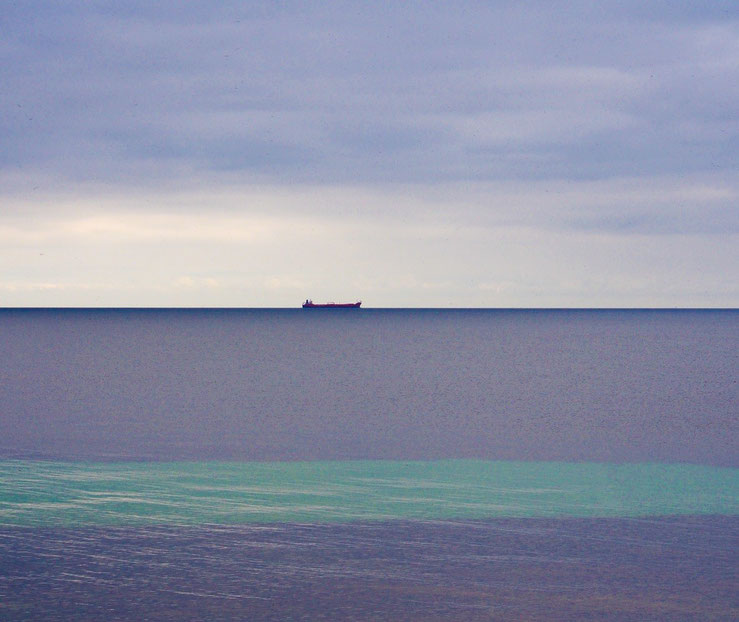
left=4, top=2, right=737, bottom=186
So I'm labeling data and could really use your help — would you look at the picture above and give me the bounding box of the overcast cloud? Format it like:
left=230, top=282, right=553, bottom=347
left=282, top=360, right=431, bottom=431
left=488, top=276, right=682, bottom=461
left=1, top=1, right=737, bottom=306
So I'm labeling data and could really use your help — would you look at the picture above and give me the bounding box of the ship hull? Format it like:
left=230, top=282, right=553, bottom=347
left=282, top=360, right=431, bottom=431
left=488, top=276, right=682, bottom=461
left=302, top=302, right=361, bottom=308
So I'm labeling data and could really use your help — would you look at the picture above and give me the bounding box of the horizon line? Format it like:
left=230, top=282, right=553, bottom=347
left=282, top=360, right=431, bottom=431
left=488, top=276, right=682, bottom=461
left=1, top=306, right=737, bottom=311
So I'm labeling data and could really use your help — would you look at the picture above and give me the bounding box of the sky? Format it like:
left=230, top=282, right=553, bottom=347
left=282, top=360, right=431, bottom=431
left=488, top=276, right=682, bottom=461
left=1, top=1, right=737, bottom=307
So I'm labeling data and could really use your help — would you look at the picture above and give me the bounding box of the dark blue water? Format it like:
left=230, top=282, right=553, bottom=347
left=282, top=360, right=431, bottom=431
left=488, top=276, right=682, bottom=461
left=2, top=517, right=736, bottom=621
left=1, top=309, right=736, bottom=465
left=1, top=309, right=737, bottom=620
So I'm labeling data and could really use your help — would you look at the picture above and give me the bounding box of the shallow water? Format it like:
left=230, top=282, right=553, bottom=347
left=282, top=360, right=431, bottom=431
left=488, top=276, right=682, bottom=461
left=1, top=459, right=737, bottom=526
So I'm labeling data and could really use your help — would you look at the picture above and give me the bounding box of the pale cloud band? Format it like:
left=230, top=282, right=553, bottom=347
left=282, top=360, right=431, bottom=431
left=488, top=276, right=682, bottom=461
left=1, top=176, right=736, bottom=307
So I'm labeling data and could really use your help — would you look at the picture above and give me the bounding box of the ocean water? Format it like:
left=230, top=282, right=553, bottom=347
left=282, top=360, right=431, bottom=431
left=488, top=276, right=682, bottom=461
left=1, top=459, right=737, bottom=527
left=0, top=309, right=737, bottom=620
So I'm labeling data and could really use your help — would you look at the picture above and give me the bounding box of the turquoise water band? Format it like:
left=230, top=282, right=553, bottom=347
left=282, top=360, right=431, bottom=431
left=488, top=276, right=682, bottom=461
left=1, top=459, right=737, bottom=527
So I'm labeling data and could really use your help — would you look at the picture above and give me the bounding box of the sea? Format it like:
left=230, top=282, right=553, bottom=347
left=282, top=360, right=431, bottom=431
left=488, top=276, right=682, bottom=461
left=0, top=308, right=736, bottom=620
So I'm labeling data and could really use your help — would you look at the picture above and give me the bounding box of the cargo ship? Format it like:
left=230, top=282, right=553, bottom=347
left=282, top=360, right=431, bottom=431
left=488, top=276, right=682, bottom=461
left=302, top=299, right=361, bottom=308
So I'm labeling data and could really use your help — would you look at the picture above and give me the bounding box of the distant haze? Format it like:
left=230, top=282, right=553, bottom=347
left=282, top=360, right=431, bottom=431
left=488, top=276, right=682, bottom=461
left=1, top=2, right=737, bottom=307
